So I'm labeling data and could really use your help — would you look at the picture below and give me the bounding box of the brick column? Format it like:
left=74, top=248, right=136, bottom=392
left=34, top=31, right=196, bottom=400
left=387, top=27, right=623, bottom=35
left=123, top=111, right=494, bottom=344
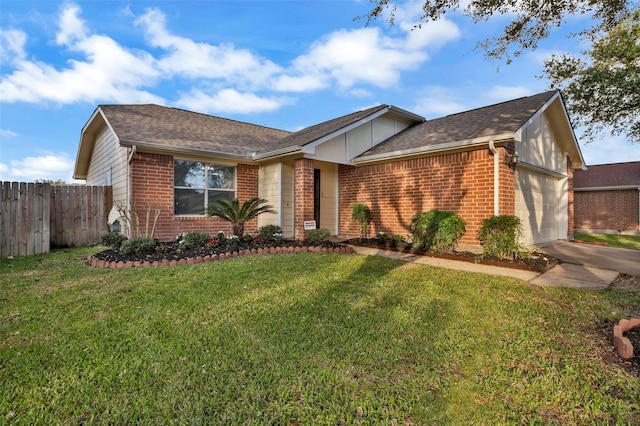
left=294, top=158, right=314, bottom=240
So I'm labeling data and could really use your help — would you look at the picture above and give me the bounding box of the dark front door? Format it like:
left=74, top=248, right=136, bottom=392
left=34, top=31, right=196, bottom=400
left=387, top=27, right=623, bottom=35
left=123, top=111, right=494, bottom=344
left=314, top=169, right=321, bottom=228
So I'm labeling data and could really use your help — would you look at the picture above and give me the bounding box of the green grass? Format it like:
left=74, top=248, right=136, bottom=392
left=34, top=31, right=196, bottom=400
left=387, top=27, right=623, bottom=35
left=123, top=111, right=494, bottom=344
left=1, top=248, right=639, bottom=424
left=575, top=232, right=640, bottom=251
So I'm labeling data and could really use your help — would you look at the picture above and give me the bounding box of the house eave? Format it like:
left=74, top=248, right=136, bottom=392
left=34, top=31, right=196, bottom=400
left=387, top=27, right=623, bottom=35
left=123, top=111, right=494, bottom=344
left=119, top=140, right=254, bottom=161
left=251, top=145, right=303, bottom=161
left=352, top=133, right=514, bottom=164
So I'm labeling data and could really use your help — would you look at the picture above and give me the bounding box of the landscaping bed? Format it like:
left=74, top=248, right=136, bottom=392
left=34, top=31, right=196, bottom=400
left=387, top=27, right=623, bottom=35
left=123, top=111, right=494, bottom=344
left=91, top=238, right=348, bottom=266
left=345, top=238, right=558, bottom=273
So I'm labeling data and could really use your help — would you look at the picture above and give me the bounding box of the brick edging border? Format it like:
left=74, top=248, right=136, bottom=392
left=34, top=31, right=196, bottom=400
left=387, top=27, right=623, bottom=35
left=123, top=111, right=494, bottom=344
left=613, top=318, right=640, bottom=359
left=87, top=245, right=355, bottom=269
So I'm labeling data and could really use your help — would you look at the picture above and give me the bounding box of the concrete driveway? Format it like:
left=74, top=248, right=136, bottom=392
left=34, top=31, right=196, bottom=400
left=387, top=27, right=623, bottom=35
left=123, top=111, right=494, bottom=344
left=539, top=241, right=640, bottom=275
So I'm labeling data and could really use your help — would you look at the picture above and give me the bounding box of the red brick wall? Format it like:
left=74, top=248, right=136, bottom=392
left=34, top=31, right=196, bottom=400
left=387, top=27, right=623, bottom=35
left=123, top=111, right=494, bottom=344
left=575, top=189, right=639, bottom=231
left=130, top=152, right=259, bottom=241
left=294, top=158, right=314, bottom=240
left=338, top=147, right=514, bottom=245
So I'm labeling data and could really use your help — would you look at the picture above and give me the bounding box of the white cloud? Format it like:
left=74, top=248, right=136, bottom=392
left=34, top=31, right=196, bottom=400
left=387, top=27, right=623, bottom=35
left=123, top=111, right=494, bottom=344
left=176, top=88, right=294, bottom=114
left=291, top=28, right=427, bottom=89
left=0, top=153, right=76, bottom=182
left=412, top=86, right=468, bottom=117
left=486, top=85, right=532, bottom=101
left=1, top=129, right=18, bottom=138
left=135, top=8, right=282, bottom=89
left=55, top=2, right=88, bottom=46
left=0, top=28, right=27, bottom=62
left=1, top=4, right=162, bottom=105
left=273, top=74, right=328, bottom=92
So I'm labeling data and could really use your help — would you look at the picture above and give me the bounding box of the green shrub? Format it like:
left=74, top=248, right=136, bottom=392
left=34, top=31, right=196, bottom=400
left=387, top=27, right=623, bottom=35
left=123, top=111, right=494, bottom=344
left=101, top=232, right=128, bottom=250
left=179, top=232, right=211, bottom=250
left=432, top=214, right=466, bottom=254
left=258, top=225, right=283, bottom=241
left=304, top=228, right=331, bottom=243
left=120, top=237, right=156, bottom=256
left=409, top=210, right=465, bottom=253
left=478, top=215, right=524, bottom=260
left=351, top=204, right=371, bottom=238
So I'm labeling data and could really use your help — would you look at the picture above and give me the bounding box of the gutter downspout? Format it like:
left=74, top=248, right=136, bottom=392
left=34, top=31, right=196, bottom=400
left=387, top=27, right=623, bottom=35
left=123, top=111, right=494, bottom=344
left=489, top=140, right=499, bottom=216
left=126, top=145, right=137, bottom=237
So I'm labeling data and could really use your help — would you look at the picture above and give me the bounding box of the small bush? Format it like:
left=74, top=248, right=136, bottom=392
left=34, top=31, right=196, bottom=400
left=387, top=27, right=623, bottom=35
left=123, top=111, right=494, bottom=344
left=258, top=225, right=283, bottom=241
left=478, top=215, right=524, bottom=260
left=304, top=228, right=331, bottom=243
left=432, top=214, right=466, bottom=254
left=120, top=237, right=156, bottom=256
left=178, top=232, right=211, bottom=250
left=351, top=204, right=371, bottom=238
left=101, top=232, right=128, bottom=250
left=375, top=232, right=388, bottom=243
left=409, top=210, right=465, bottom=253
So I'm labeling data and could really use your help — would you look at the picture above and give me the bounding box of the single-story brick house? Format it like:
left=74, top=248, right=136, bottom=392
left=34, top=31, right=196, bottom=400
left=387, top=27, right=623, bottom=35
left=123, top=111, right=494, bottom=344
left=574, top=161, right=640, bottom=235
left=73, top=89, right=584, bottom=247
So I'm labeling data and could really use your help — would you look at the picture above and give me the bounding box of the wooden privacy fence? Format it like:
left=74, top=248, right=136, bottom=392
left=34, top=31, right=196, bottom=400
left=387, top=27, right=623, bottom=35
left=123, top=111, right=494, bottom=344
left=1, top=182, right=112, bottom=257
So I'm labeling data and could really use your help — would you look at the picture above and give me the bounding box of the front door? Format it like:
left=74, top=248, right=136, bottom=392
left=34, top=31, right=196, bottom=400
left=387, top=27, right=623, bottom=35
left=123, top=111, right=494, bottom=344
left=314, top=169, right=321, bottom=228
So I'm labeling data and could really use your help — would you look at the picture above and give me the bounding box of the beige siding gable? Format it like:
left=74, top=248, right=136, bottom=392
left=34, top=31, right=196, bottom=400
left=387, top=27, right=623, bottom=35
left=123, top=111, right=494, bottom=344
left=310, top=113, right=413, bottom=163
left=86, top=125, right=128, bottom=204
left=518, top=112, right=566, bottom=174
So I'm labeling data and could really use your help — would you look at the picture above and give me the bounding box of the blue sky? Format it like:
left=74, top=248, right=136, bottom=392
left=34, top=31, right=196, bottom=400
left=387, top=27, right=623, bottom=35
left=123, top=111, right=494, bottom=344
left=1, top=0, right=639, bottom=182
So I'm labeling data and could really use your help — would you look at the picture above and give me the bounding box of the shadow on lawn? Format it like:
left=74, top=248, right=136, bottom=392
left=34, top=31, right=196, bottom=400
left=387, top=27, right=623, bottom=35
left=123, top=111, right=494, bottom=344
left=243, top=254, right=454, bottom=423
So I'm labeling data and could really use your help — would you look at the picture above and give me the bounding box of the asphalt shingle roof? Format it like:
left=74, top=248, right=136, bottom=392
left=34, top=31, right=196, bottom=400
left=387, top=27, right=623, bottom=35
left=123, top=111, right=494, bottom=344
left=99, top=104, right=290, bottom=157
left=574, top=161, right=640, bottom=188
left=271, top=105, right=389, bottom=149
left=359, top=90, right=558, bottom=157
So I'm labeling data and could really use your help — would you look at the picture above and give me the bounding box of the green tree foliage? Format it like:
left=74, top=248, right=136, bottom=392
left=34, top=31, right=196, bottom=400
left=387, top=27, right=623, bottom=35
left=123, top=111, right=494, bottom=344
left=544, top=9, right=640, bottom=143
left=360, top=0, right=633, bottom=62
left=351, top=203, right=372, bottom=239
left=207, top=197, right=276, bottom=237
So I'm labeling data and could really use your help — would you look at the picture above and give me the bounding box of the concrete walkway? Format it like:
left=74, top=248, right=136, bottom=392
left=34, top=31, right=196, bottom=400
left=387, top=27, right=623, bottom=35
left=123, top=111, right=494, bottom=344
left=348, top=244, right=623, bottom=291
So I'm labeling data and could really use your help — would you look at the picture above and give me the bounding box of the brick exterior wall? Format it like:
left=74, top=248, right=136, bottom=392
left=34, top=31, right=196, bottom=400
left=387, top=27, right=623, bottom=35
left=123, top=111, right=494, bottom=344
left=575, top=189, right=639, bottom=232
left=130, top=152, right=259, bottom=241
left=338, top=147, right=515, bottom=246
left=294, top=158, right=315, bottom=240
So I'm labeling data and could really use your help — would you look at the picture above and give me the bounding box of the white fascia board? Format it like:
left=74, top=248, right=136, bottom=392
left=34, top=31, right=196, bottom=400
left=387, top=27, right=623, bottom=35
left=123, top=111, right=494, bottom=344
left=574, top=185, right=640, bottom=191
left=74, top=107, right=112, bottom=180
left=252, top=145, right=302, bottom=160
left=352, top=133, right=514, bottom=164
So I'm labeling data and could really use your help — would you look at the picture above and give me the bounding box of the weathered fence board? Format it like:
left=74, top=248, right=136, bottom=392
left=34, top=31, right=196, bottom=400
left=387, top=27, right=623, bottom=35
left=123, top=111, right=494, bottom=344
left=0, top=182, right=112, bottom=257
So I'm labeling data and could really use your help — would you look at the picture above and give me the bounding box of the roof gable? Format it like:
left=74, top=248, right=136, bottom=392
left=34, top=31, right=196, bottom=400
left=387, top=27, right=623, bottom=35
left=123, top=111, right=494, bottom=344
left=358, top=91, right=559, bottom=158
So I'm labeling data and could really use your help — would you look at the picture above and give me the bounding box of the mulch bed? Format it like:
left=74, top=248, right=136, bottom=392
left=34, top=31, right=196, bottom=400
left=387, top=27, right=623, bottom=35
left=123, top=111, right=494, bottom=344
left=344, top=238, right=558, bottom=273
left=91, top=239, right=347, bottom=266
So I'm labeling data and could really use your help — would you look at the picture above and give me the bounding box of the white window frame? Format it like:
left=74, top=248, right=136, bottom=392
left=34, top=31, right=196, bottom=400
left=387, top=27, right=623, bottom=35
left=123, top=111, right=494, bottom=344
left=174, top=160, right=236, bottom=216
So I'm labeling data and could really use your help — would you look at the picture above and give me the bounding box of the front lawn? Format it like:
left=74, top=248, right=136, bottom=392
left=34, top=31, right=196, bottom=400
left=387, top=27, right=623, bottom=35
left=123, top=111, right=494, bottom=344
left=1, top=248, right=639, bottom=424
left=575, top=232, right=640, bottom=251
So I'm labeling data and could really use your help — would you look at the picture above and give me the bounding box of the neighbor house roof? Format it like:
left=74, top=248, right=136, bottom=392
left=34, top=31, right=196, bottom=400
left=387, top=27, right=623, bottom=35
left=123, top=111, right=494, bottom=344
left=357, top=91, right=559, bottom=160
left=574, top=161, right=640, bottom=189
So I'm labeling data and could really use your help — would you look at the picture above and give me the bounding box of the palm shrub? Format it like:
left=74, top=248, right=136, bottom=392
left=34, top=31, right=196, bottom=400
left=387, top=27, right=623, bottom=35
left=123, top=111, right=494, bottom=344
left=409, top=209, right=465, bottom=253
left=351, top=203, right=371, bottom=239
left=207, top=197, right=276, bottom=237
left=478, top=215, right=524, bottom=260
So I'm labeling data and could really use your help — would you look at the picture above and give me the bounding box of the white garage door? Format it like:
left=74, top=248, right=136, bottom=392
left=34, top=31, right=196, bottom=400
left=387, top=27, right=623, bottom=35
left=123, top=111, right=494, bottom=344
left=515, top=168, right=567, bottom=246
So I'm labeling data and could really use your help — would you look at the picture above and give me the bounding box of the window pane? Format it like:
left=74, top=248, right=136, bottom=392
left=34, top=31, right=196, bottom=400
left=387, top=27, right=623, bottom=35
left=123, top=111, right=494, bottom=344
left=208, top=165, right=235, bottom=189
left=175, top=188, right=205, bottom=215
left=207, top=190, right=234, bottom=207
left=174, top=160, right=204, bottom=188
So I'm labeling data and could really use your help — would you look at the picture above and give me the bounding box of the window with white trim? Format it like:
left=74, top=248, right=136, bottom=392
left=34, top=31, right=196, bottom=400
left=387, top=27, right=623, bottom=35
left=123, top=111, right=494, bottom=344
left=174, top=160, right=235, bottom=215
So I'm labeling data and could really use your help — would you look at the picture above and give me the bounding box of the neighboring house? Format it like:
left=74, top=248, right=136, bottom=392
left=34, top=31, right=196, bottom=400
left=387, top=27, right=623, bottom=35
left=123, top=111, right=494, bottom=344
left=73, top=90, right=584, bottom=247
left=573, top=161, right=640, bottom=235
